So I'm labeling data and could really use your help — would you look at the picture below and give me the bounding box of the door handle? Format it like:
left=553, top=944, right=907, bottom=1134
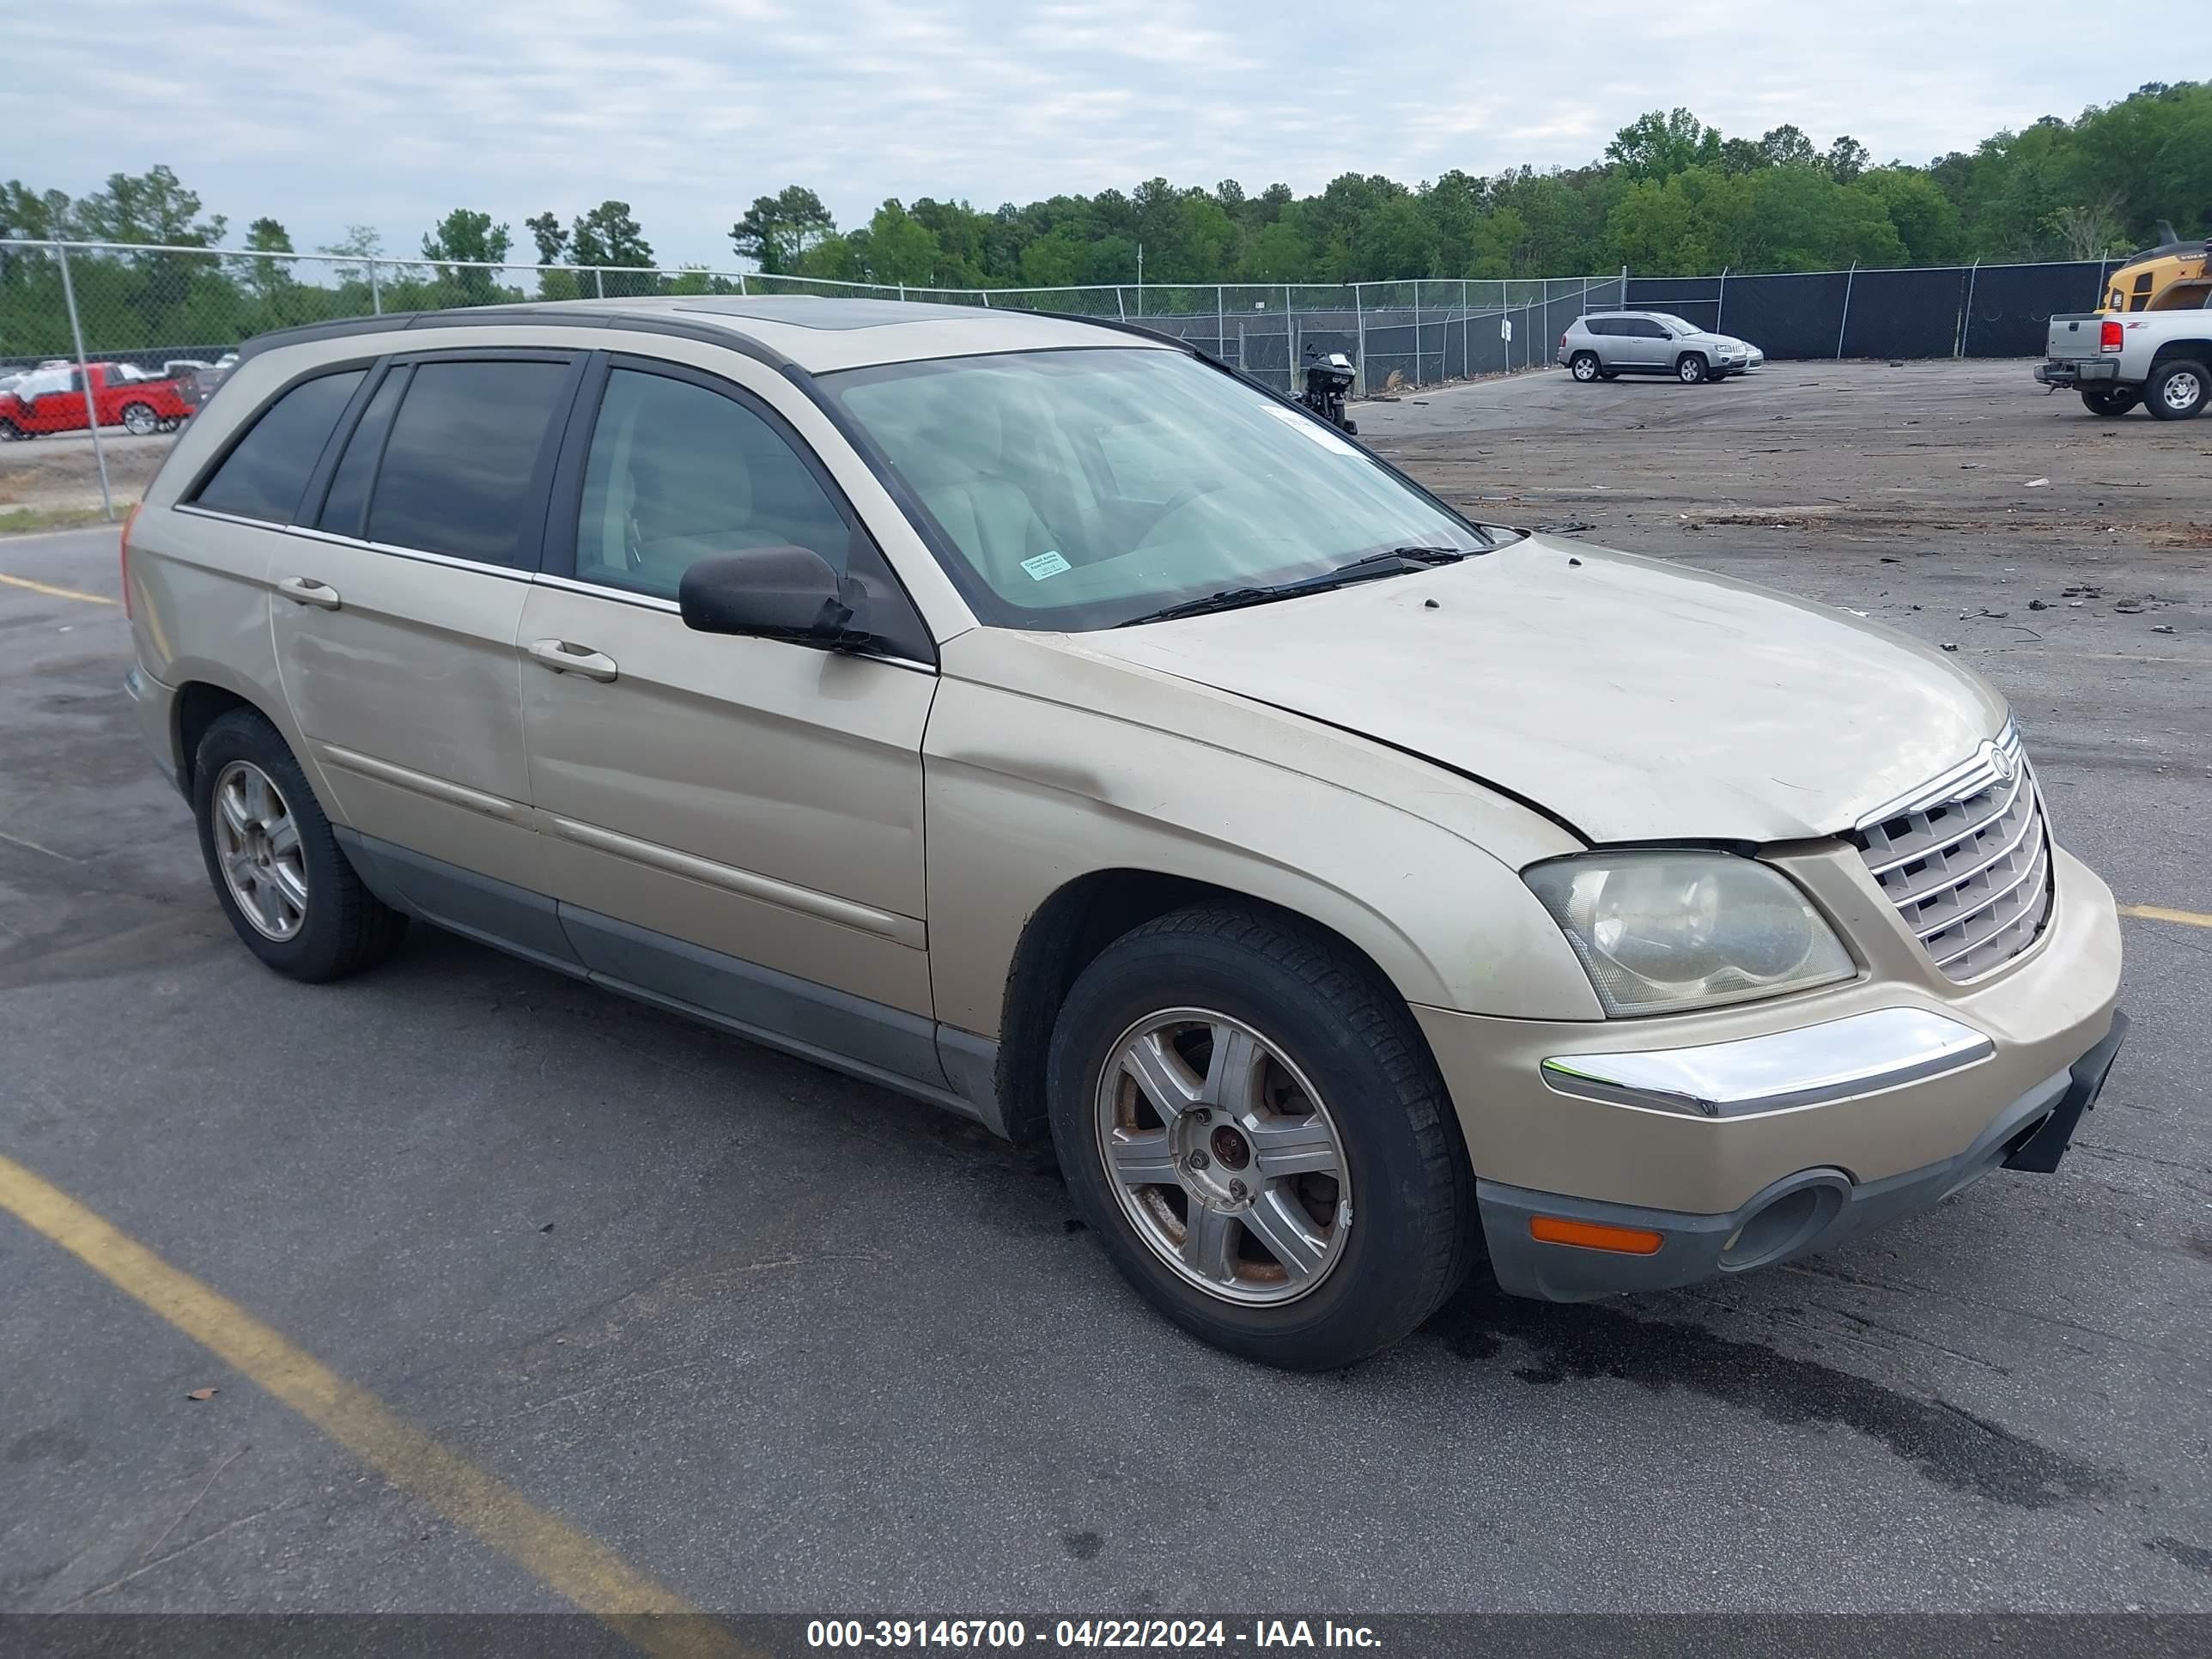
left=276, top=575, right=341, bottom=610
left=526, top=638, right=619, bottom=683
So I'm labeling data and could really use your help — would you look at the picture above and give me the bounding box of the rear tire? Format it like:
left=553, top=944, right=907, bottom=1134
left=1570, top=351, right=1601, bottom=383
left=1046, top=906, right=1475, bottom=1370
left=2081, top=386, right=2139, bottom=418
left=1676, top=353, right=1709, bottom=384
left=120, top=401, right=159, bottom=436
left=2146, top=359, right=2207, bottom=422
left=191, top=708, right=408, bottom=982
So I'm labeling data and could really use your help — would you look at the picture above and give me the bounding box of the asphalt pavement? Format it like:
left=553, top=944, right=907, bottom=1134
left=2, top=359, right=2209, bottom=1620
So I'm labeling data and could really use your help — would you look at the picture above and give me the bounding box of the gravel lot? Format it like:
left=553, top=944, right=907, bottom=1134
left=1, top=359, right=2207, bottom=1620
left=0, top=429, right=169, bottom=515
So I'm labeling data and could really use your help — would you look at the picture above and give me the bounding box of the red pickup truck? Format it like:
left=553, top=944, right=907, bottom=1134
left=0, top=362, right=198, bottom=441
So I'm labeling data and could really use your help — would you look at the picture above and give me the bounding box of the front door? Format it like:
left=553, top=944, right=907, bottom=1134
left=517, top=356, right=940, bottom=1066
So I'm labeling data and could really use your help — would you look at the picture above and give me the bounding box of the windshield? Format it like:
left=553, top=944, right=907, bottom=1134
left=820, top=347, right=1492, bottom=630
left=1648, top=313, right=1695, bottom=336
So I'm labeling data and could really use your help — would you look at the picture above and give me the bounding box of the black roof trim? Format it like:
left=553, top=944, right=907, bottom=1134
left=234, top=307, right=793, bottom=371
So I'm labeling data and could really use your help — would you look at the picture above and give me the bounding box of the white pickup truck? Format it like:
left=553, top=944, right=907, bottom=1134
left=2036, top=297, right=2212, bottom=420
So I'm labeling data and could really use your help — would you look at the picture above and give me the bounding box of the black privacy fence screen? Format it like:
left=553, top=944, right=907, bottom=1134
left=0, top=239, right=2127, bottom=405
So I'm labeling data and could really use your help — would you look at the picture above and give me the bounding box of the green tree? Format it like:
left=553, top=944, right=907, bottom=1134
left=1239, top=218, right=1308, bottom=282
left=860, top=199, right=941, bottom=286
left=1607, top=109, right=1722, bottom=181
left=1758, top=125, right=1820, bottom=168
left=523, top=211, right=579, bottom=299
left=421, top=208, right=512, bottom=305
left=570, top=201, right=654, bottom=297
left=1858, top=168, right=1966, bottom=264
left=731, top=186, right=835, bottom=273
left=1018, top=225, right=1087, bottom=287
left=236, top=216, right=295, bottom=307
left=74, top=165, right=225, bottom=246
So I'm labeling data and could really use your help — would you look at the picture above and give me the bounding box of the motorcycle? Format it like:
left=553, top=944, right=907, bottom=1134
left=1297, top=343, right=1358, bottom=434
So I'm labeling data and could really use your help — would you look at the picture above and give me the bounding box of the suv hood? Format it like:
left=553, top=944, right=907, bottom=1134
left=1068, top=538, right=2005, bottom=845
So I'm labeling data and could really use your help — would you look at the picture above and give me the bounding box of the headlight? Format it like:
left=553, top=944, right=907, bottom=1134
left=1523, top=853, right=1855, bottom=1017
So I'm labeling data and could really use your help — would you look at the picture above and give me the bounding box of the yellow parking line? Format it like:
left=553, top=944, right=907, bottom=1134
left=0, top=571, right=117, bottom=606
left=0, top=1152, right=746, bottom=1659
left=2119, top=902, right=2212, bottom=930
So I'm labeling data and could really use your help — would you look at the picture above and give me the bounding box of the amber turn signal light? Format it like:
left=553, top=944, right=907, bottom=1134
left=1528, top=1215, right=1663, bottom=1255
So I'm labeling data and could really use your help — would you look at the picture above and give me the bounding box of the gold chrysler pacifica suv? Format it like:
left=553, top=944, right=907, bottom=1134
left=124, top=297, right=2127, bottom=1369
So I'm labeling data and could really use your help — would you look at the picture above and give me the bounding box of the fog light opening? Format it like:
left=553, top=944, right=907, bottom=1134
left=1719, top=1181, right=1844, bottom=1272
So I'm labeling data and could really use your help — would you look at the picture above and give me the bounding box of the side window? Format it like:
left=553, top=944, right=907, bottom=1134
left=317, top=366, right=409, bottom=538
left=1588, top=319, right=1622, bottom=337
left=574, top=368, right=854, bottom=600
left=367, top=359, right=571, bottom=567
left=192, top=369, right=366, bottom=524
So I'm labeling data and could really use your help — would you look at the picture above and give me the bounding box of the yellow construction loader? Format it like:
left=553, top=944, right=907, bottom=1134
left=2102, top=221, right=2210, bottom=313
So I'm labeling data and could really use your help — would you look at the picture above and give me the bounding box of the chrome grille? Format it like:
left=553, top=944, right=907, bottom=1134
left=1852, top=724, right=2053, bottom=981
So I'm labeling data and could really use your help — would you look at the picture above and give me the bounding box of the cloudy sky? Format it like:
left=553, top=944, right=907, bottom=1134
left=15, top=1, right=2206, bottom=269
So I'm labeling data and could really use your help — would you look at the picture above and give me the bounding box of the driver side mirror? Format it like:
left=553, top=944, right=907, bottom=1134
left=678, top=546, right=870, bottom=648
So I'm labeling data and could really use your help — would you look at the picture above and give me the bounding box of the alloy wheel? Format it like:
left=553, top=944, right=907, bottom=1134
left=2161, top=369, right=2203, bottom=414
left=212, top=760, right=309, bottom=940
left=1094, top=1008, right=1352, bottom=1306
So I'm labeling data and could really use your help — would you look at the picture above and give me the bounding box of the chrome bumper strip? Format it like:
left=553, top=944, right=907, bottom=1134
left=1540, top=1007, right=1996, bottom=1120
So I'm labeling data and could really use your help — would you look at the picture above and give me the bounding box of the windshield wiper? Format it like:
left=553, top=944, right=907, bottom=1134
left=1115, top=546, right=1479, bottom=627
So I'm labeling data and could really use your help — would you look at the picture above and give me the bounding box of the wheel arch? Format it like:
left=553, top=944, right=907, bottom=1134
left=2147, top=338, right=2212, bottom=371
left=991, top=867, right=1443, bottom=1146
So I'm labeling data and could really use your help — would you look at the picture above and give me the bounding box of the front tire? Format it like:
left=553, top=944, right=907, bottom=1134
left=1676, top=353, right=1709, bottom=384
left=2081, top=386, right=2139, bottom=418
left=1570, top=351, right=1601, bottom=382
left=2146, top=359, right=2208, bottom=422
left=120, top=401, right=159, bottom=436
left=191, top=708, right=407, bottom=981
left=1046, top=906, right=1474, bottom=1370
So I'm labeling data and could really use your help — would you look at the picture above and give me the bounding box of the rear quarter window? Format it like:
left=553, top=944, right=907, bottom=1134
left=191, top=369, right=367, bottom=524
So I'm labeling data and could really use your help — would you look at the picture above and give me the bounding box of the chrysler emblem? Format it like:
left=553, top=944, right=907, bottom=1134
left=1988, top=743, right=2017, bottom=784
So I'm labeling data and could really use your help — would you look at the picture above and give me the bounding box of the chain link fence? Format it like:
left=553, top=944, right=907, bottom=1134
left=0, top=240, right=1632, bottom=400
left=0, top=238, right=2129, bottom=521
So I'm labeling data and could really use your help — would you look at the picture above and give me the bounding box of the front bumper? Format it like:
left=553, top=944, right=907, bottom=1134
left=2037, top=358, right=2120, bottom=386
left=1414, top=842, right=2124, bottom=1298
left=1480, top=1012, right=2127, bottom=1298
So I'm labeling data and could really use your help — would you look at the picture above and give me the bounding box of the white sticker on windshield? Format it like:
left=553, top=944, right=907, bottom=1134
left=1261, top=402, right=1358, bottom=454
left=1021, top=550, right=1072, bottom=580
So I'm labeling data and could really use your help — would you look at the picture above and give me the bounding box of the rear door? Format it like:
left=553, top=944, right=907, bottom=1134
left=516, top=353, right=942, bottom=1051
left=266, top=349, right=586, bottom=948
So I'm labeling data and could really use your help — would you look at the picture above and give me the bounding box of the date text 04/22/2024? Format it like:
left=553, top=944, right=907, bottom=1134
left=805, top=1620, right=1383, bottom=1650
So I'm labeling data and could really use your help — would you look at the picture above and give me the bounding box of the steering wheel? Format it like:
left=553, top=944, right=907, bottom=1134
left=1136, top=480, right=1228, bottom=547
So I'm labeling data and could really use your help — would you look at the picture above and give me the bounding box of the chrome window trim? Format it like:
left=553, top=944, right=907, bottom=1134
left=173, top=506, right=537, bottom=584
left=526, top=571, right=939, bottom=675
left=1540, top=1006, right=1996, bottom=1121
